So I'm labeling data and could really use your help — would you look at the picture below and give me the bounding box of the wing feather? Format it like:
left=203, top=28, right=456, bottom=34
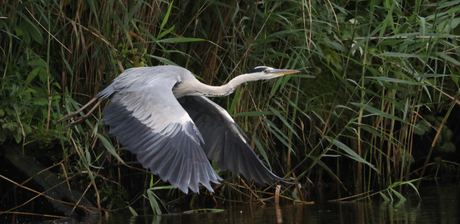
left=178, top=96, right=291, bottom=186
left=102, top=72, right=221, bottom=194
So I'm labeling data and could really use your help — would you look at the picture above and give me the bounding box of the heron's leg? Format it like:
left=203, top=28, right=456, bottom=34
left=67, top=99, right=103, bottom=127
left=57, top=97, right=98, bottom=123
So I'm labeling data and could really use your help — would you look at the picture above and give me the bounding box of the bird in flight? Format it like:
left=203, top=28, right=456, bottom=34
left=60, top=65, right=299, bottom=194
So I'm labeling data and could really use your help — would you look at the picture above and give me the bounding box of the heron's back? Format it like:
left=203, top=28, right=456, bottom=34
left=95, top=65, right=191, bottom=99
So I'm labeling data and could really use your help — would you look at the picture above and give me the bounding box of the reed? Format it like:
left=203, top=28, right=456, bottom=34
left=1, top=0, right=459, bottom=216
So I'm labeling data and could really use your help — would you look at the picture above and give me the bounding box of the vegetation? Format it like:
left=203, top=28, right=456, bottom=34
left=1, top=0, right=460, bottom=219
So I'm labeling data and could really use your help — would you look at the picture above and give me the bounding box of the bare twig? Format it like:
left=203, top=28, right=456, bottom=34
left=345, top=35, right=460, bottom=41
left=0, top=211, right=65, bottom=219
left=328, top=190, right=374, bottom=202
left=0, top=174, right=100, bottom=215
left=18, top=0, right=71, bottom=53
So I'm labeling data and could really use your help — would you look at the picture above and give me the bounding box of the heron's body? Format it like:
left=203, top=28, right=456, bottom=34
left=67, top=65, right=298, bottom=194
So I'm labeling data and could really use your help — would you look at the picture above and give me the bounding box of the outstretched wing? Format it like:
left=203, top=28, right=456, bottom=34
left=103, top=78, right=221, bottom=194
left=178, top=96, right=290, bottom=186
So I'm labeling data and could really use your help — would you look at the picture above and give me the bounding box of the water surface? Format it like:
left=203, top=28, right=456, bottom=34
left=51, top=185, right=459, bottom=224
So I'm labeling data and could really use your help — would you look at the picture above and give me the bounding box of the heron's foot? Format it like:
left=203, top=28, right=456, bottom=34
left=57, top=113, right=78, bottom=123
left=67, top=116, right=87, bottom=127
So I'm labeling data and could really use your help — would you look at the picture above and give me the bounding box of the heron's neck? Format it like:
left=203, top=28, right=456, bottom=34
left=197, top=73, right=262, bottom=97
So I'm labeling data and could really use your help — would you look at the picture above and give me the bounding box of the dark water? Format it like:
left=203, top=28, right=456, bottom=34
left=46, top=185, right=459, bottom=223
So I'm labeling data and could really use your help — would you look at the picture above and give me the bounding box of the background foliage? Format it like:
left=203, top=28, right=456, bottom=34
left=1, top=0, right=460, bottom=216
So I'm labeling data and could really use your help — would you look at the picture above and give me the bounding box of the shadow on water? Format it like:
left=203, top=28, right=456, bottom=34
left=40, top=185, right=460, bottom=223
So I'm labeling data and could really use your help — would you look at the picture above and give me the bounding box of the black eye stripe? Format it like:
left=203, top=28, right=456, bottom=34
left=248, top=66, right=267, bottom=73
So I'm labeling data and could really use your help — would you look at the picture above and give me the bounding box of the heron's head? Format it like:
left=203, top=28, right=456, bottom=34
left=247, top=66, right=300, bottom=80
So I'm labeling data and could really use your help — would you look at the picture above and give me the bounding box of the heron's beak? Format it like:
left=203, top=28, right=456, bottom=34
left=267, top=69, right=300, bottom=76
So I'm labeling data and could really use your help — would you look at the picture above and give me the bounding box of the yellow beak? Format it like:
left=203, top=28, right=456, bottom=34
left=267, top=69, right=300, bottom=76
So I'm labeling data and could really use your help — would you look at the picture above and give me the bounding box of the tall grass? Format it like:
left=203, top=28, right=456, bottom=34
left=1, top=0, right=460, bottom=216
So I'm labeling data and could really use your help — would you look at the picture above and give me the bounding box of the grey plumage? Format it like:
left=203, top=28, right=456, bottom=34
left=93, top=65, right=299, bottom=194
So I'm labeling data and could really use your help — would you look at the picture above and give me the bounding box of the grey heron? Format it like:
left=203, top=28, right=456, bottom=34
left=60, top=65, right=299, bottom=194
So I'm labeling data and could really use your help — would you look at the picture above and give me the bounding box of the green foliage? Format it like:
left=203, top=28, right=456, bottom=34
left=2, top=0, right=460, bottom=214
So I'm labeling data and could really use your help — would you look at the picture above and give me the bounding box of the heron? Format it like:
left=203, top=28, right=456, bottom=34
left=60, top=65, right=299, bottom=194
